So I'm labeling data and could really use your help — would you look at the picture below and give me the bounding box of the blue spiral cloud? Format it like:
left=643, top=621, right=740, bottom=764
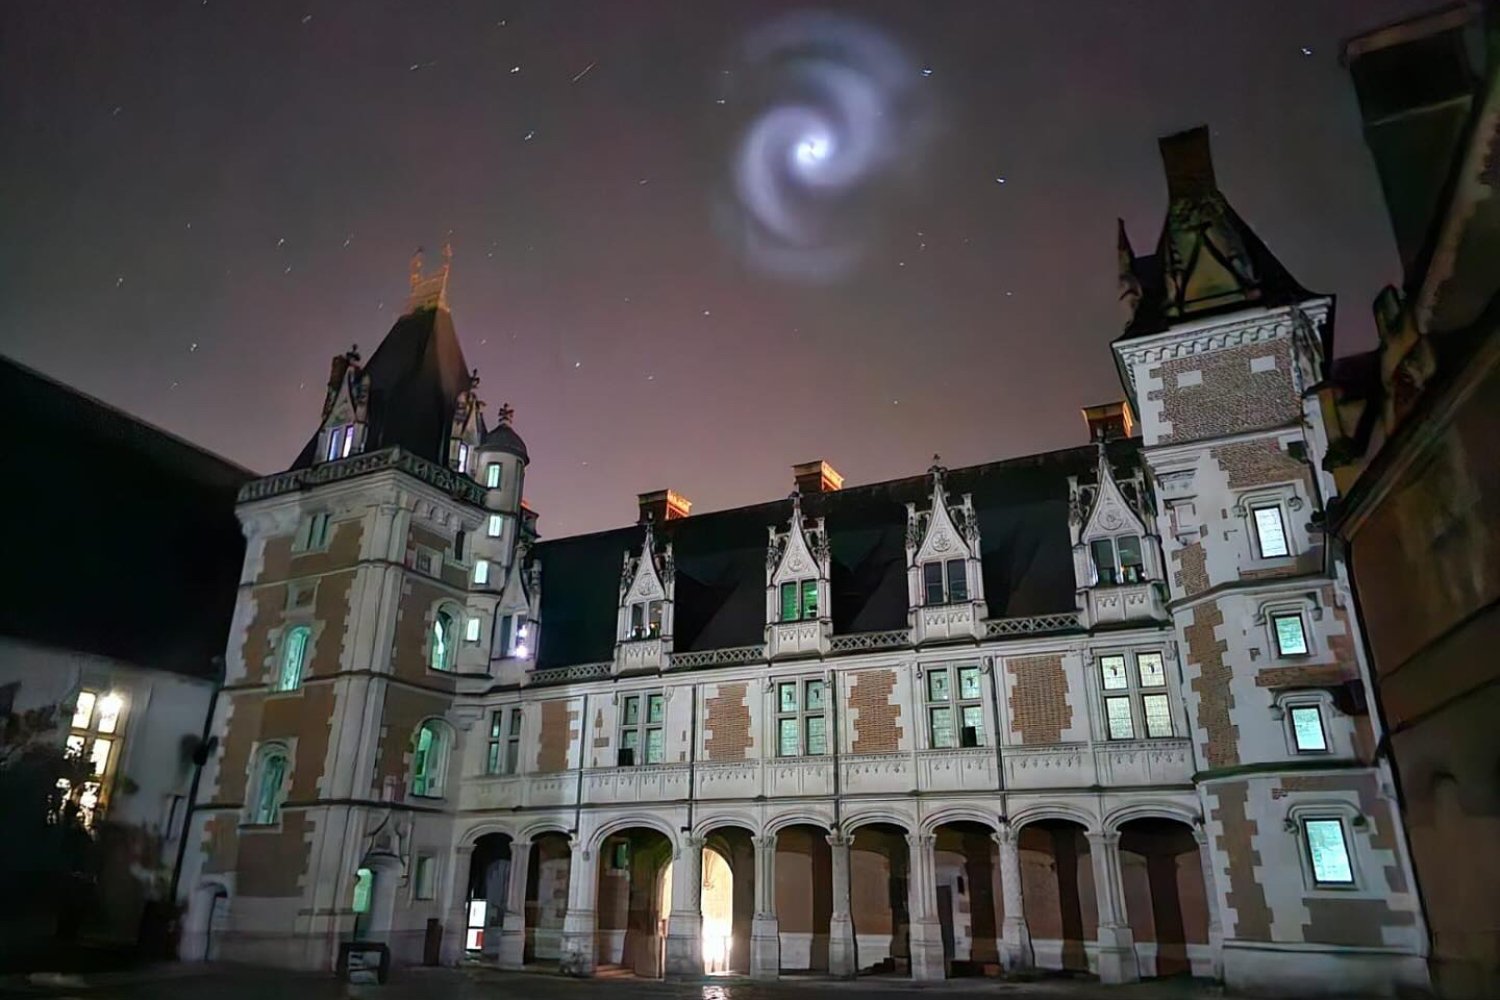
left=720, top=12, right=935, bottom=283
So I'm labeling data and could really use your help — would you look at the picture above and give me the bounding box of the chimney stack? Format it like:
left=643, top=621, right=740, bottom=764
left=638, top=489, right=692, bottom=525
left=1081, top=401, right=1137, bottom=443
left=792, top=460, right=844, bottom=495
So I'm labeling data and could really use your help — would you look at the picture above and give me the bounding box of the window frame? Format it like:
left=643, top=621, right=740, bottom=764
left=777, top=580, right=820, bottom=622
left=410, top=720, right=451, bottom=799
left=63, top=688, right=128, bottom=826
left=617, top=691, right=665, bottom=766
left=486, top=707, right=524, bottom=775
left=412, top=855, right=438, bottom=900
left=295, top=511, right=332, bottom=553
left=1299, top=815, right=1358, bottom=889
left=1250, top=502, right=1292, bottom=559
left=485, top=462, right=502, bottom=489
left=246, top=741, right=291, bottom=828
left=924, top=663, right=985, bottom=749
left=275, top=625, right=311, bottom=692
left=627, top=600, right=664, bottom=640
left=1097, top=649, right=1174, bottom=741
left=464, top=616, right=482, bottom=644
left=1089, top=534, right=1146, bottom=586
left=456, top=441, right=470, bottom=474
left=325, top=423, right=356, bottom=462
left=921, top=558, right=970, bottom=606
left=473, top=559, right=490, bottom=586
left=487, top=514, right=504, bottom=538
left=774, top=677, right=828, bottom=757
left=430, top=606, right=459, bottom=672
left=1271, top=611, right=1310, bottom=657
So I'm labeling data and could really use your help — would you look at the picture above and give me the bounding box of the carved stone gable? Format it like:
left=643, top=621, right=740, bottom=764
left=768, top=495, right=828, bottom=586
left=1077, top=445, right=1147, bottom=542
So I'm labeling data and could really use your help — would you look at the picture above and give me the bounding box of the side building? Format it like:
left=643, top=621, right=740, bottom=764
left=179, top=132, right=1428, bottom=995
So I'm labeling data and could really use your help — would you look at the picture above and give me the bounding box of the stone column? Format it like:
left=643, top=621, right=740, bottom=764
left=1193, top=826, right=1223, bottom=980
left=559, top=837, right=597, bottom=977
left=827, top=831, right=857, bottom=978
left=906, top=832, right=945, bottom=980
left=1087, top=831, right=1140, bottom=984
left=498, top=839, right=531, bottom=970
left=750, top=834, right=780, bottom=980
left=664, top=834, right=705, bottom=977
left=994, top=823, right=1033, bottom=971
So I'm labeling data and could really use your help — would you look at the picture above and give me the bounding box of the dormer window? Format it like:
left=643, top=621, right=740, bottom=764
left=922, top=559, right=968, bottom=605
left=779, top=580, right=818, bottom=621
left=628, top=600, right=663, bottom=640
left=1091, top=535, right=1144, bottom=585
left=455, top=442, right=470, bottom=474
left=325, top=424, right=357, bottom=462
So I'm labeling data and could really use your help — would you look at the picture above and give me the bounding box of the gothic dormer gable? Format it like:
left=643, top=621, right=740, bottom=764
left=317, top=345, right=370, bottom=463
left=620, top=522, right=673, bottom=606
left=1074, top=445, right=1148, bottom=543
left=768, top=494, right=830, bottom=587
left=907, top=460, right=981, bottom=564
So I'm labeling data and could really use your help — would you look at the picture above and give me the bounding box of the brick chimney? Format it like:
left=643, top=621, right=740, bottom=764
left=637, top=489, right=692, bottom=524
left=1081, top=401, right=1137, bottom=442
left=792, top=460, right=844, bottom=495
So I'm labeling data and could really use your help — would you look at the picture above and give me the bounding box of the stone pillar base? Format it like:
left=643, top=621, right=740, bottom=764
left=750, top=914, right=780, bottom=980
left=664, top=911, right=704, bottom=978
left=1001, top=917, right=1033, bottom=971
left=559, top=910, right=595, bottom=977
left=1094, top=925, right=1139, bottom=985
left=497, top=917, right=525, bottom=970
left=909, top=918, right=946, bottom=981
left=829, top=914, right=857, bottom=978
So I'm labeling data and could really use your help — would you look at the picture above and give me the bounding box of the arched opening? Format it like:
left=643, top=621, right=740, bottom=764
left=774, top=824, right=833, bottom=973
left=595, top=827, right=673, bottom=977
left=524, top=831, right=572, bottom=965
left=464, top=833, right=513, bottom=960
left=1117, top=818, right=1209, bottom=978
left=849, top=822, right=911, bottom=976
left=1018, top=819, right=1095, bottom=973
left=702, top=826, right=755, bottom=975
left=933, top=821, right=1002, bottom=976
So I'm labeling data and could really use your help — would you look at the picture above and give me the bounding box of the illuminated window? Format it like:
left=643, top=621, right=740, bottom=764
left=456, top=441, right=470, bottom=473
left=249, top=743, right=289, bottom=825
left=1252, top=505, right=1290, bottom=558
left=775, top=678, right=827, bottom=757
left=778, top=580, right=820, bottom=622
left=1272, top=613, right=1309, bottom=656
left=64, top=689, right=127, bottom=826
left=485, top=463, right=501, bottom=489
left=473, top=560, right=489, bottom=586
left=617, top=692, right=665, bottom=765
left=1099, top=651, right=1172, bottom=740
left=922, top=559, right=968, bottom=605
left=1290, top=705, right=1327, bottom=752
left=1303, top=819, right=1354, bottom=886
left=627, top=600, right=664, bottom=640
left=276, top=626, right=310, bottom=691
left=411, top=721, right=450, bottom=798
left=325, top=424, right=356, bottom=462
left=430, top=608, right=458, bottom=671
left=1090, top=535, right=1145, bottom=585
left=926, top=664, right=983, bottom=748
left=487, top=514, right=503, bottom=538
left=487, top=707, right=523, bottom=775
left=465, top=617, right=481, bottom=643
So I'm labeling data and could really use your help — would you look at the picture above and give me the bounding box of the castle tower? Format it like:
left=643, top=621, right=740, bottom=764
left=177, top=251, right=531, bottom=968
left=1113, top=128, right=1427, bottom=995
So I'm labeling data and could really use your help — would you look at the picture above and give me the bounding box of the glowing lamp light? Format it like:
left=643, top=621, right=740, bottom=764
left=794, top=133, right=832, bottom=167
left=514, top=643, right=530, bottom=660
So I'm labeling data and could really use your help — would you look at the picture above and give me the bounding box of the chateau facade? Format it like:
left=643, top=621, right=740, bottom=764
left=176, top=129, right=1429, bottom=995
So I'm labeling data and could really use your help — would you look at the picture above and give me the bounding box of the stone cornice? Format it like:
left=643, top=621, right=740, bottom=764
left=237, top=445, right=486, bottom=507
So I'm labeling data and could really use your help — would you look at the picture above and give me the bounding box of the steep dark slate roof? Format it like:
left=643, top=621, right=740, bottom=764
left=0, top=355, right=252, bottom=681
left=531, top=440, right=1139, bottom=669
left=290, top=305, right=472, bottom=469
left=482, top=420, right=529, bottom=463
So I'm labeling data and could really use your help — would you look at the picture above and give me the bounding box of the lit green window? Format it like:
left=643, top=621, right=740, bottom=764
left=252, top=749, right=287, bottom=825
left=411, top=722, right=447, bottom=798
left=352, top=867, right=373, bottom=913
left=778, top=718, right=800, bottom=757
left=780, top=582, right=799, bottom=622
left=277, top=626, right=310, bottom=691
left=430, top=609, right=457, bottom=671
left=775, top=677, right=827, bottom=757
left=801, top=580, right=818, bottom=618
left=1304, top=819, right=1354, bottom=885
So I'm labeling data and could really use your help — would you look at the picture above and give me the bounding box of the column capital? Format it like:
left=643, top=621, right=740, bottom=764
left=826, top=831, right=853, bottom=849
left=905, top=832, right=936, bottom=850
left=1086, top=829, right=1120, bottom=848
left=752, top=833, right=778, bottom=850
left=678, top=833, right=707, bottom=855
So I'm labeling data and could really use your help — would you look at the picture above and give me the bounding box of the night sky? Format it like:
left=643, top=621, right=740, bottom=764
left=2, top=1, right=1432, bottom=538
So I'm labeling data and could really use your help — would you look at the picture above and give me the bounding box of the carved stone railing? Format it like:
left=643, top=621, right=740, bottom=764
left=982, top=612, right=1082, bottom=638
left=668, top=645, right=765, bottom=670
left=527, top=661, right=612, bottom=686
left=827, top=629, right=911, bottom=654
left=237, top=445, right=486, bottom=505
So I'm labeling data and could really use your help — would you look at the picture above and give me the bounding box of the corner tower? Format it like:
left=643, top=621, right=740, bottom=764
left=1113, top=128, right=1426, bottom=995
left=178, top=251, right=535, bottom=969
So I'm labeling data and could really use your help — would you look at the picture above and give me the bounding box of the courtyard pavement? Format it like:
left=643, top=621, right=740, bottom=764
left=0, top=963, right=1246, bottom=1000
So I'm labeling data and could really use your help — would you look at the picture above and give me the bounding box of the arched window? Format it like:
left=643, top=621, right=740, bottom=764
left=411, top=721, right=450, bottom=798
left=276, top=626, right=310, bottom=691
left=250, top=744, right=289, bottom=825
left=430, top=608, right=458, bottom=672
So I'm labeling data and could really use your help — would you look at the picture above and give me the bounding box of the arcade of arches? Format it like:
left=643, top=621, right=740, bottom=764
left=457, top=814, right=1214, bottom=982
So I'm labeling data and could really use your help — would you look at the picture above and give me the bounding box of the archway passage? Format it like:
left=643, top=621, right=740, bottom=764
left=1018, top=820, right=1095, bottom=973
left=524, top=832, right=572, bottom=965
left=1117, top=819, right=1209, bottom=978
left=702, top=826, right=754, bottom=974
left=849, top=823, right=911, bottom=976
left=596, top=827, right=673, bottom=977
left=464, top=833, right=512, bottom=959
left=774, top=824, right=833, bottom=973
left=933, top=821, right=1002, bottom=976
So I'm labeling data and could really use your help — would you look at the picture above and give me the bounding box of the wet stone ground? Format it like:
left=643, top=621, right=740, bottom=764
left=3, top=964, right=1248, bottom=1000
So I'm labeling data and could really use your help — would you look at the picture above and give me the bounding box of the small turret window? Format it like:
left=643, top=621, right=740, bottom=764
left=456, top=442, right=470, bottom=474
left=486, top=463, right=502, bottom=489
left=778, top=580, right=818, bottom=621
left=1091, top=535, right=1144, bottom=585
left=325, top=424, right=356, bottom=462
left=922, top=559, right=968, bottom=605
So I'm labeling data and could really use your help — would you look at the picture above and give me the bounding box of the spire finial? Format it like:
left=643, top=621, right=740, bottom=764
left=929, top=453, right=946, bottom=481
left=497, top=402, right=515, bottom=425
left=346, top=343, right=361, bottom=364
